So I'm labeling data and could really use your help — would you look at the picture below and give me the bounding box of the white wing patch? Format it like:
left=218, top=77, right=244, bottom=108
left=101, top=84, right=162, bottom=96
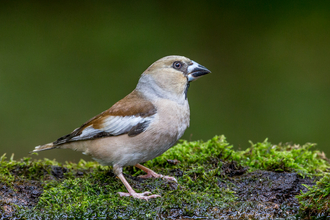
left=102, top=116, right=145, bottom=135
left=71, top=115, right=154, bottom=141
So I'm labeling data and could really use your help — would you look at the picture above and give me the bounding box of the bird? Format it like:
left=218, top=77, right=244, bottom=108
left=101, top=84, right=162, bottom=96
left=32, top=55, right=210, bottom=200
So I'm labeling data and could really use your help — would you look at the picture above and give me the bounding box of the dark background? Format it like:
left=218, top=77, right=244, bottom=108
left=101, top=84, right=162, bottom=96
left=1, top=1, right=329, bottom=163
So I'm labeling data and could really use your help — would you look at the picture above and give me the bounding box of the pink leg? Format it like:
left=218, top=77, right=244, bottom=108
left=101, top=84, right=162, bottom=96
left=135, top=163, right=177, bottom=183
left=117, top=173, right=161, bottom=201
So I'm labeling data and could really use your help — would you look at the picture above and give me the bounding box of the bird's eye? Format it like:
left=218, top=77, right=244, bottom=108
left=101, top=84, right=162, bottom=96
left=173, top=61, right=182, bottom=69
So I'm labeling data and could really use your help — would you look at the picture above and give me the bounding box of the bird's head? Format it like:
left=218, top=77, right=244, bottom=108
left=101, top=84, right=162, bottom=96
left=137, top=55, right=210, bottom=102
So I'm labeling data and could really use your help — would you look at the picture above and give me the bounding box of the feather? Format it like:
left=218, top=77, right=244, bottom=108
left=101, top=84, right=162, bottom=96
left=53, top=90, right=157, bottom=146
left=32, top=143, right=55, bottom=152
left=70, top=115, right=154, bottom=141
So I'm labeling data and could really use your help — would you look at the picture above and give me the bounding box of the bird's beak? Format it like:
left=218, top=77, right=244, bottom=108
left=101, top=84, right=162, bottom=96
left=187, top=61, right=211, bottom=82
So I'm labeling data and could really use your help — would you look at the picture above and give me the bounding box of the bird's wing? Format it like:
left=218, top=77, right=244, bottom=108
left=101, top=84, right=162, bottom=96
left=53, top=91, right=157, bottom=145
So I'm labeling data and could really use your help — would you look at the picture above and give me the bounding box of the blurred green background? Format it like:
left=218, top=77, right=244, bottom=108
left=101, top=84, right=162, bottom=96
left=1, top=1, right=329, bottom=163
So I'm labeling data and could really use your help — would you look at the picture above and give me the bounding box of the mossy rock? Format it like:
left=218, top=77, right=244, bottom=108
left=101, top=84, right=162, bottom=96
left=1, top=135, right=329, bottom=219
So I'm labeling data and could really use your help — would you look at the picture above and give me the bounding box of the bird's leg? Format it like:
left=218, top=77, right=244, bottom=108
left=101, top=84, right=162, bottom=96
left=117, top=173, right=161, bottom=200
left=114, top=165, right=160, bottom=200
left=135, top=163, right=177, bottom=183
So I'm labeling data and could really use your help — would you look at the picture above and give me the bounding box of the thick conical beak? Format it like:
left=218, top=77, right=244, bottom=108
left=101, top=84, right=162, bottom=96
left=187, top=60, right=211, bottom=82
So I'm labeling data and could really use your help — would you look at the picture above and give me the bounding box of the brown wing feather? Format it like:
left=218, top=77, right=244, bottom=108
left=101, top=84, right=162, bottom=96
left=91, top=90, right=156, bottom=129
left=53, top=90, right=156, bottom=145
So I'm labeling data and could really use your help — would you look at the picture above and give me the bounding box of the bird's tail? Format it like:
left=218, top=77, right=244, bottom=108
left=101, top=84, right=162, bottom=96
left=32, top=142, right=56, bottom=153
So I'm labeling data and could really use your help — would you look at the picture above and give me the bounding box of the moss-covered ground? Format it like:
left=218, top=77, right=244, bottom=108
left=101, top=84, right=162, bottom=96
left=1, top=135, right=329, bottom=219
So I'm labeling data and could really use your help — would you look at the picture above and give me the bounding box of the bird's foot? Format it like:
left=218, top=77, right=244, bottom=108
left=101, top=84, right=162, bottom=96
left=161, top=175, right=178, bottom=183
left=118, top=191, right=161, bottom=201
left=138, top=173, right=157, bottom=179
left=135, top=164, right=178, bottom=183
left=138, top=173, right=177, bottom=183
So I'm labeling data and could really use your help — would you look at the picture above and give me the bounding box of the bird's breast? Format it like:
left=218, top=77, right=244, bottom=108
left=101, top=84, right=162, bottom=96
left=151, top=98, right=190, bottom=142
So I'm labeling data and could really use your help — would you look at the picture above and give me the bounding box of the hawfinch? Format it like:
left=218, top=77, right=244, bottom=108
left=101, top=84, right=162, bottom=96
left=33, top=55, right=210, bottom=200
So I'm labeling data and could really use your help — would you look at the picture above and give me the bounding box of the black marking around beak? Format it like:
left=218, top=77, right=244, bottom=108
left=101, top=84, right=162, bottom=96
left=190, top=64, right=211, bottom=78
left=187, top=61, right=211, bottom=82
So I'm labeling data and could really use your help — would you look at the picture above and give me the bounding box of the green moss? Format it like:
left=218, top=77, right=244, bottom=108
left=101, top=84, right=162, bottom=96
left=17, top=176, right=235, bottom=219
left=1, top=135, right=329, bottom=219
left=144, top=136, right=330, bottom=176
left=232, top=139, right=330, bottom=176
left=1, top=153, right=59, bottom=182
left=297, top=173, right=330, bottom=217
left=145, top=135, right=234, bottom=167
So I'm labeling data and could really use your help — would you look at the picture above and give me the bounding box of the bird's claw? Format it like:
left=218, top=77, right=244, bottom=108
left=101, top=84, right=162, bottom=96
left=138, top=173, right=178, bottom=183
left=162, top=175, right=178, bottom=183
left=118, top=191, right=161, bottom=201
